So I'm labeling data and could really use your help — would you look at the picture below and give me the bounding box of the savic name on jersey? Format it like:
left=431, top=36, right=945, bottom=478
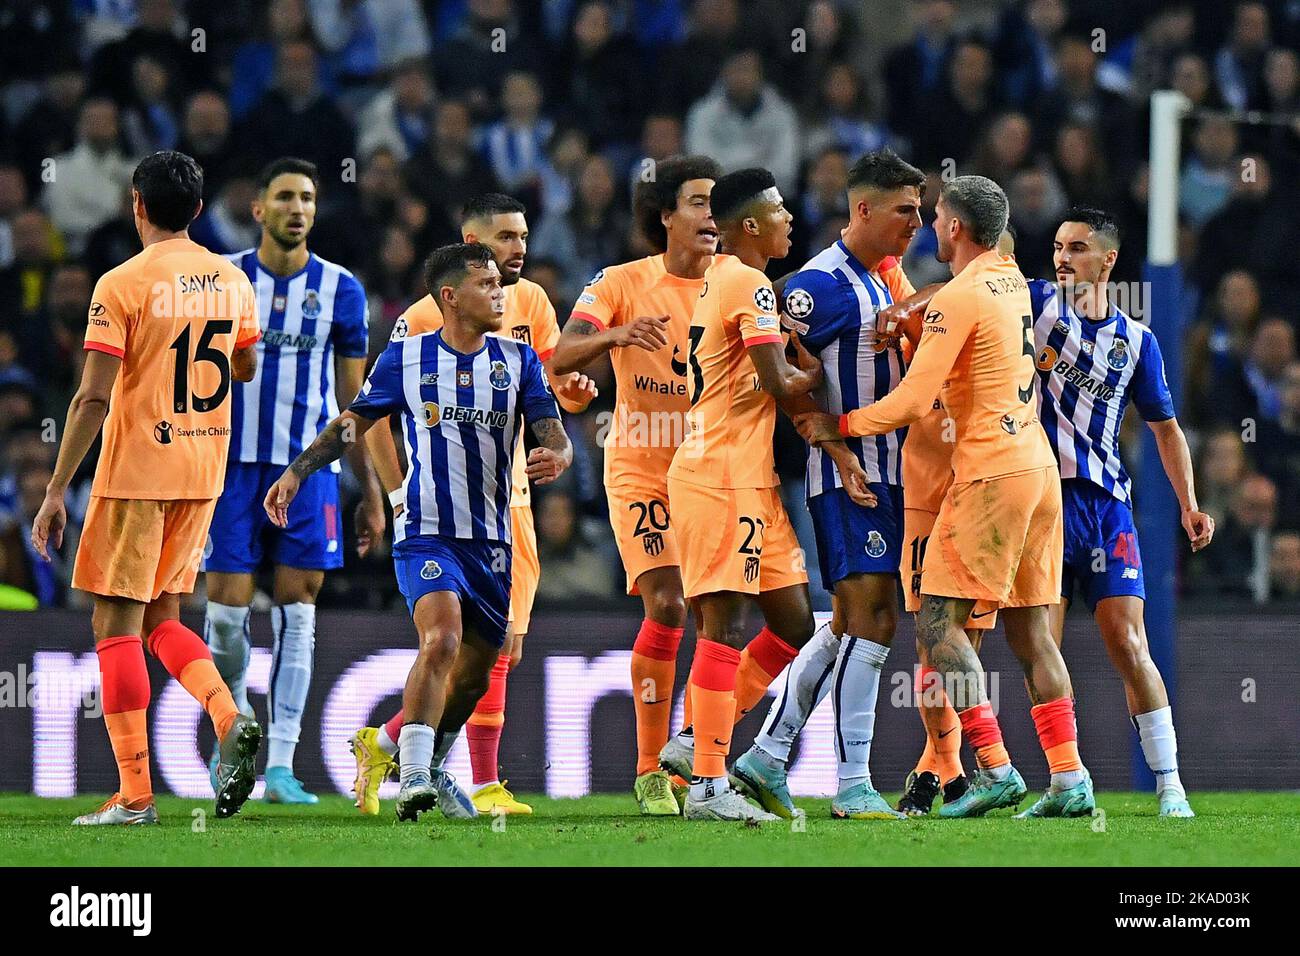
left=228, top=250, right=370, bottom=474
left=1029, top=280, right=1175, bottom=504
left=350, top=330, right=559, bottom=545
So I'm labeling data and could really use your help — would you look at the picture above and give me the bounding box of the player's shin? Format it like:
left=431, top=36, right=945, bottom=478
left=97, top=635, right=153, bottom=805
left=398, top=723, right=436, bottom=787
left=204, top=602, right=252, bottom=716
left=267, top=603, right=316, bottom=771
left=631, top=618, right=683, bottom=775
left=688, top=639, right=740, bottom=797
left=466, top=654, right=509, bottom=786
left=957, top=701, right=1011, bottom=776
left=752, top=621, right=839, bottom=763
left=831, top=637, right=889, bottom=789
left=733, top=627, right=799, bottom=720
left=1133, top=706, right=1186, bottom=800
left=1031, top=697, right=1085, bottom=788
left=915, top=665, right=963, bottom=783
left=147, top=619, right=240, bottom=740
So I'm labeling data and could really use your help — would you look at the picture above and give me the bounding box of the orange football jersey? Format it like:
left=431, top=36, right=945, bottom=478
left=84, top=237, right=260, bottom=499
left=569, top=254, right=705, bottom=487
left=843, top=250, right=1055, bottom=483
left=393, top=276, right=560, bottom=507
left=901, top=399, right=955, bottom=513
left=668, top=254, right=784, bottom=490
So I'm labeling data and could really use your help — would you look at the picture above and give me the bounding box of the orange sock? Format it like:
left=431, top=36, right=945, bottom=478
left=915, top=666, right=964, bottom=782
left=688, top=639, right=740, bottom=779
left=148, top=620, right=239, bottom=740
left=682, top=676, right=693, bottom=728
left=957, top=701, right=1010, bottom=770
left=1031, top=697, right=1083, bottom=774
left=733, top=627, right=798, bottom=721
left=105, top=711, right=151, bottom=804
left=97, top=635, right=152, bottom=804
left=630, top=619, right=683, bottom=775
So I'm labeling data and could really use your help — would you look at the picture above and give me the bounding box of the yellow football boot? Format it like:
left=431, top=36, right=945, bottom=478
left=471, top=780, right=533, bottom=815
left=350, top=727, right=396, bottom=815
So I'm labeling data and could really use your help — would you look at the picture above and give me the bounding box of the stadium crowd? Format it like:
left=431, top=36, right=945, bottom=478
left=1, top=0, right=1298, bottom=610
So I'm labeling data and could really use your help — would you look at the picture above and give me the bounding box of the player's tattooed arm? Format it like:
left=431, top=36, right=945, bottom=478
left=525, top=416, right=573, bottom=485
left=266, top=411, right=378, bottom=527
left=550, top=315, right=669, bottom=374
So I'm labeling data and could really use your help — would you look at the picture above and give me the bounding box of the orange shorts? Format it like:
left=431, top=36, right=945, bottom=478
left=508, top=504, right=539, bottom=633
left=922, top=466, right=1063, bottom=608
left=73, top=496, right=218, bottom=603
left=902, top=508, right=998, bottom=628
left=667, top=477, right=808, bottom=599
left=607, top=480, right=681, bottom=595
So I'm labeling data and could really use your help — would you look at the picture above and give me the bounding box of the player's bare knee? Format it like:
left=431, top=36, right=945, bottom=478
left=416, top=629, right=460, bottom=670
left=645, top=590, right=686, bottom=628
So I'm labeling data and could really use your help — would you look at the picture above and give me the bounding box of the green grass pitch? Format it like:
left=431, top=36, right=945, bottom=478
left=1, top=792, right=1292, bottom=867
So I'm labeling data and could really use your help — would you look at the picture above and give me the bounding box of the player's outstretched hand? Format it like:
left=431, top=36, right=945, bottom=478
left=526, top=446, right=568, bottom=485
left=1183, top=508, right=1215, bottom=552
left=30, top=490, right=67, bottom=561
left=555, top=371, right=599, bottom=407
left=264, top=471, right=302, bottom=528
left=792, top=411, right=842, bottom=445
left=354, top=495, right=387, bottom=558
left=615, top=315, right=669, bottom=352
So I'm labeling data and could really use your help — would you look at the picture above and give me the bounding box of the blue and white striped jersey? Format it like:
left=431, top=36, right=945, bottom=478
left=350, top=330, right=559, bottom=545
left=1030, top=280, right=1175, bottom=504
left=782, top=241, right=909, bottom=495
left=228, top=250, right=369, bottom=473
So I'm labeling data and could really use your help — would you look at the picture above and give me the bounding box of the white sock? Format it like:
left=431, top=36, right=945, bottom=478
left=1051, top=769, right=1086, bottom=789
left=753, top=621, right=840, bottom=763
left=985, top=763, right=1012, bottom=781
left=376, top=724, right=399, bottom=756
left=267, top=603, right=316, bottom=770
left=689, top=775, right=727, bottom=801
left=205, top=602, right=251, bottom=715
left=831, top=636, right=889, bottom=789
left=431, top=727, right=456, bottom=770
left=398, top=723, right=435, bottom=786
left=1134, top=706, right=1185, bottom=799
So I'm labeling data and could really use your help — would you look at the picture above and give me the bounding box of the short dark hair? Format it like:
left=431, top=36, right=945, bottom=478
left=132, top=151, right=203, bottom=231
left=256, top=156, right=319, bottom=193
left=846, top=148, right=925, bottom=196
left=939, top=175, right=1009, bottom=249
left=461, top=193, right=527, bottom=225
left=633, top=155, right=722, bottom=252
left=1061, top=204, right=1121, bottom=250
left=710, top=167, right=778, bottom=225
left=423, top=242, right=495, bottom=297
